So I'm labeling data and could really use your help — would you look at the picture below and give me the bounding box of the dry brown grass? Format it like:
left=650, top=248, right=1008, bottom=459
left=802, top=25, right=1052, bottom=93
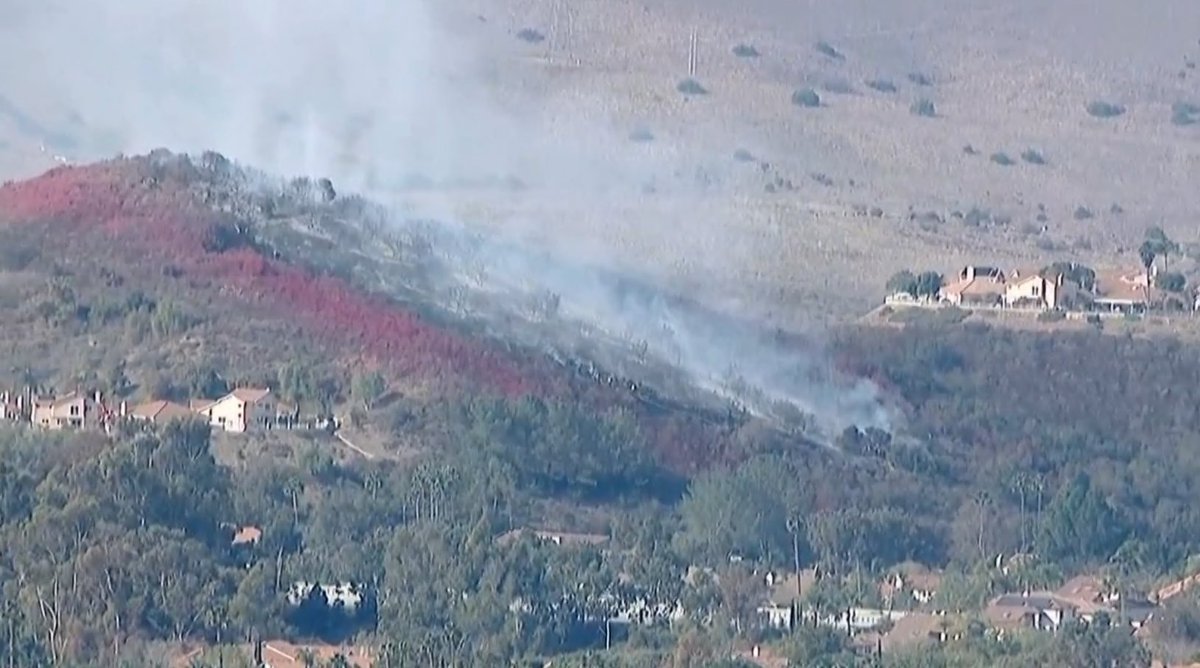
left=432, top=0, right=1200, bottom=326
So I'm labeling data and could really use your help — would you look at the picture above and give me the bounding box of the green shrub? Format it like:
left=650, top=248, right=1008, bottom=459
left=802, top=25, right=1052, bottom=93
left=732, top=43, right=760, bottom=58
left=1021, top=149, right=1047, bottom=165
left=910, top=98, right=936, bottom=117
left=1073, top=206, right=1094, bottom=221
left=865, top=79, right=898, bottom=93
left=1172, top=102, right=1199, bottom=126
left=792, top=88, right=821, bottom=108
left=732, top=148, right=755, bottom=162
left=1086, top=101, right=1126, bottom=118
left=1156, top=271, right=1187, bottom=293
left=907, top=72, right=933, bottom=86
left=628, top=128, right=655, bottom=143
left=823, top=78, right=854, bottom=94
left=990, top=152, right=1015, bottom=166
left=677, top=78, right=708, bottom=96
left=516, top=28, right=545, bottom=44
left=815, top=41, right=844, bottom=60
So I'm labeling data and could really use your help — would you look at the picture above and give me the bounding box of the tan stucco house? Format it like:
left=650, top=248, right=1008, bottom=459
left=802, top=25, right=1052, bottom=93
left=1003, top=268, right=1061, bottom=310
left=196, top=388, right=280, bottom=433
left=30, top=392, right=93, bottom=430
left=939, top=266, right=1062, bottom=310
left=939, top=266, right=1007, bottom=306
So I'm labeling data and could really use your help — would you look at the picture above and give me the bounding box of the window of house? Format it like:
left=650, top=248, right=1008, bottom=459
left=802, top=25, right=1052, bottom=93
left=1032, top=285, right=1040, bottom=297
left=70, top=405, right=79, bottom=416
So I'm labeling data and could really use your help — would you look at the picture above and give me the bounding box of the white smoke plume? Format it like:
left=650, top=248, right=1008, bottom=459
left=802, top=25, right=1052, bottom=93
left=0, top=0, right=899, bottom=439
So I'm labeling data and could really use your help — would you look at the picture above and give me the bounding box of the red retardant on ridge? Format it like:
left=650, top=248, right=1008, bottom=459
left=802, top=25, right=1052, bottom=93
left=0, top=160, right=539, bottom=397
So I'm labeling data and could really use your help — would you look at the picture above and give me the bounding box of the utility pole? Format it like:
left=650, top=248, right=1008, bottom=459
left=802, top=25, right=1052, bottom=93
left=688, top=27, right=698, bottom=77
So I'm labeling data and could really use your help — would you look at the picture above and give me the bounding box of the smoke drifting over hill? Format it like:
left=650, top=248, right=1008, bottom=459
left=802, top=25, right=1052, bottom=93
left=1, top=0, right=899, bottom=440
left=0, top=0, right=679, bottom=198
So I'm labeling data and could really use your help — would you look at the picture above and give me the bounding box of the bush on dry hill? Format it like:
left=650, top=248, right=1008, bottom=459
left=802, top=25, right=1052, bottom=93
left=676, top=78, right=708, bottom=96
left=815, top=41, right=844, bottom=61
left=990, top=152, right=1015, bottom=166
left=628, top=128, right=655, bottom=143
left=792, top=87, right=821, bottom=108
left=865, top=78, right=898, bottom=93
left=1087, top=100, right=1126, bottom=118
left=910, top=98, right=936, bottom=118
left=1173, top=101, right=1200, bottom=126
left=731, top=43, right=760, bottom=58
left=1021, top=149, right=1047, bottom=165
left=516, top=28, right=545, bottom=44
left=907, top=72, right=934, bottom=86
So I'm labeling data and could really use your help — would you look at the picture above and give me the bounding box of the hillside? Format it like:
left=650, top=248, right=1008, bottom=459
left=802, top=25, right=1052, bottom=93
left=7, top=155, right=1200, bottom=665
left=5, top=2, right=1200, bottom=665
left=1, top=1, right=1198, bottom=327
left=0, top=152, right=853, bottom=475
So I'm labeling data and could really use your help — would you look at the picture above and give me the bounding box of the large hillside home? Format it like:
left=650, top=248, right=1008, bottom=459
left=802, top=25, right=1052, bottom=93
left=1094, top=269, right=1154, bottom=312
left=30, top=392, right=94, bottom=430
left=939, top=266, right=1007, bottom=306
left=1003, top=267, right=1062, bottom=310
left=195, top=388, right=280, bottom=433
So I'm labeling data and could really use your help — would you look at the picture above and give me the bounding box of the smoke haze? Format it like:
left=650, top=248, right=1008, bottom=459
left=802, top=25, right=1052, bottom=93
left=0, top=0, right=899, bottom=439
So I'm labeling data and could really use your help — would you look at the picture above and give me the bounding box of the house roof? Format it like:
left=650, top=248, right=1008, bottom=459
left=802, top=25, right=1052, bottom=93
left=532, top=529, right=608, bottom=545
left=189, top=398, right=217, bottom=411
left=881, top=612, right=956, bottom=653
left=229, top=388, right=272, bottom=403
left=888, top=561, right=944, bottom=592
left=130, top=400, right=195, bottom=421
left=941, top=276, right=1007, bottom=298
left=1055, top=575, right=1104, bottom=605
left=250, top=641, right=371, bottom=668
left=34, top=392, right=84, bottom=408
left=992, top=593, right=1062, bottom=610
left=768, top=569, right=819, bottom=606
left=495, top=527, right=609, bottom=548
left=984, top=596, right=1043, bottom=630
left=1095, top=269, right=1153, bottom=304
left=232, top=525, right=262, bottom=546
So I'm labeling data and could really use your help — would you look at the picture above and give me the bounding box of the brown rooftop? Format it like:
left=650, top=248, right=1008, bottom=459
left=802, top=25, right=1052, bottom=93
left=130, top=400, right=195, bottom=422
left=941, top=276, right=1007, bottom=297
left=251, top=641, right=371, bottom=668
left=229, top=388, right=272, bottom=403
left=768, top=568, right=819, bottom=606
left=232, top=525, right=262, bottom=546
left=1094, top=269, right=1153, bottom=304
left=496, top=528, right=609, bottom=547
left=881, top=612, right=958, bottom=653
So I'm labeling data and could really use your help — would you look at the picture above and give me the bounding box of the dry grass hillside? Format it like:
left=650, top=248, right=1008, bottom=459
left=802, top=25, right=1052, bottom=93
left=1, top=1, right=1198, bottom=327
left=443, top=0, right=1200, bottom=321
